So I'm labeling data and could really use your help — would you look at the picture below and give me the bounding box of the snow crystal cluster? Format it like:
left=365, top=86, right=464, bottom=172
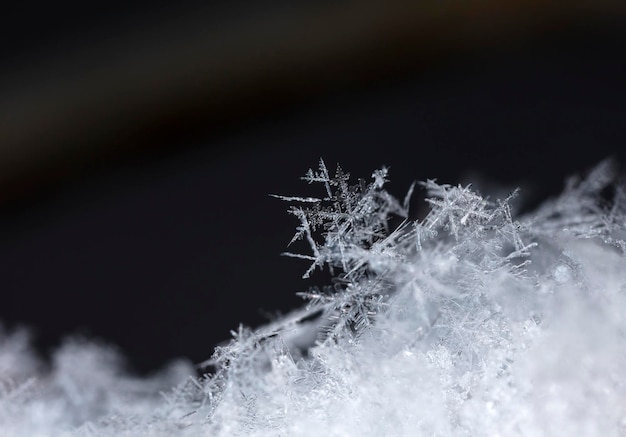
left=1, top=159, right=625, bottom=436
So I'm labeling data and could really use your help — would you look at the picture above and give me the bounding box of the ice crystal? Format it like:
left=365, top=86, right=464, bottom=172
left=273, top=160, right=535, bottom=346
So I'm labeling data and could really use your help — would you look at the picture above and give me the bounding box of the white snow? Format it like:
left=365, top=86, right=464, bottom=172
left=1, top=160, right=625, bottom=436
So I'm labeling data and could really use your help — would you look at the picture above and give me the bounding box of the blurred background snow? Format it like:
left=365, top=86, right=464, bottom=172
left=1, top=0, right=626, bottom=375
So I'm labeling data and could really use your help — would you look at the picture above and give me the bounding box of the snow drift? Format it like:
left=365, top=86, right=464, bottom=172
left=1, top=159, right=625, bottom=436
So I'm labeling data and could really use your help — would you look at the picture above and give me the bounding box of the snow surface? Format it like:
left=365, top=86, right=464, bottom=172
left=1, top=160, right=625, bottom=436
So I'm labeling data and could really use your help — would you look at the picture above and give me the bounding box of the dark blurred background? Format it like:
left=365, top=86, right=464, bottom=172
left=1, top=1, right=625, bottom=374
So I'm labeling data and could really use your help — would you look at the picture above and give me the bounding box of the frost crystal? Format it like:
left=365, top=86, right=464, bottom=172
left=1, top=159, right=625, bottom=436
